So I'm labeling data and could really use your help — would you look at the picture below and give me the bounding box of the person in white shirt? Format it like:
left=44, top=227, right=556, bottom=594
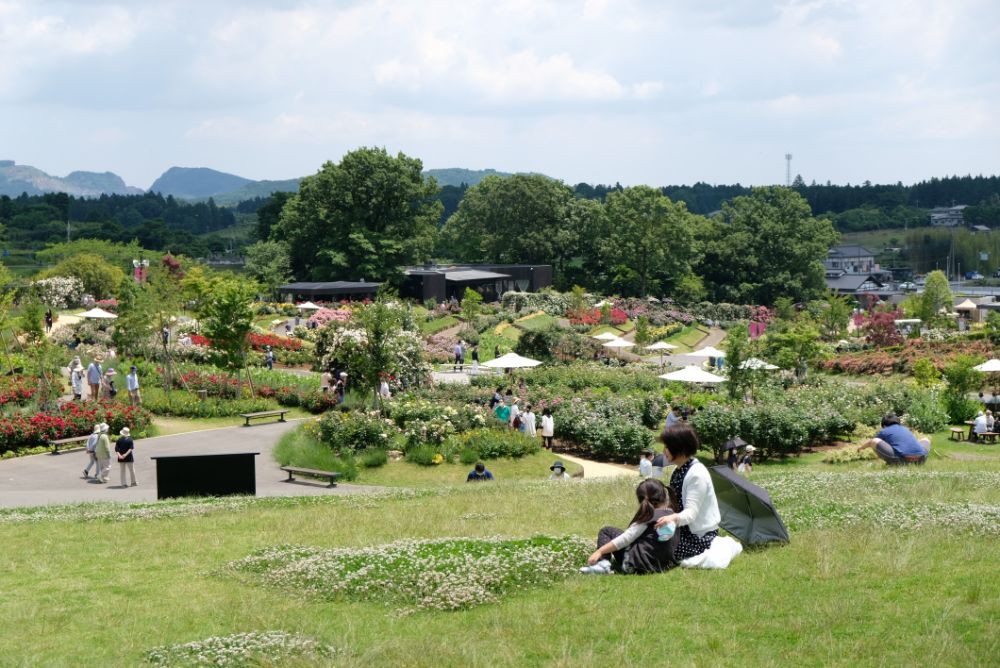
left=126, top=366, right=141, bottom=405
left=548, top=461, right=571, bottom=481
left=522, top=405, right=537, bottom=437
left=82, top=423, right=101, bottom=479
left=639, top=449, right=654, bottom=477
left=987, top=410, right=995, bottom=432
left=380, top=379, right=391, bottom=399
left=540, top=408, right=555, bottom=449
left=655, top=423, right=721, bottom=560
left=69, top=358, right=84, bottom=401
left=973, top=411, right=988, bottom=441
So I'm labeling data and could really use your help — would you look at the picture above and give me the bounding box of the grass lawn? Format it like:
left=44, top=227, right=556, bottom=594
left=152, top=411, right=313, bottom=436
left=514, top=313, right=557, bottom=332
left=420, top=315, right=460, bottom=335
left=0, top=460, right=997, bottom=666
left=355, top=450, right=582, bottom=487
left=663, top=324, right=709, bottom=352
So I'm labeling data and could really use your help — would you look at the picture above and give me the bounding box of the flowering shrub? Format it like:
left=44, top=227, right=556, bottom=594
left=0, top=401, right=152, bottom=453
left=403, top=414, right=456, bottom=449
left=30, top=276, right=85, bottom=308
left=444, top=428, right=540, bottom=459
left=140, top=388, right=274, bottom=418
left=146, top=631, right=336, bottom=667
left=819, top=339, right=994, bottom=376
left=248, top=332, right=302, bottom=352
left=223, top=535, right=592, bottom=613
left=93, top=299, right=118, bottom=312
left=567, top=307, right=627, bottom=326
left=318, top=410, right=395, bottom=452
left=308, top=307, right=352, bottom=327
left=554, top=398, right=655, bottom=461
left=388, top=397, right=487, bottom=434
left=501, top=291, right=573, bottom=315
left=0, top=377, right=38, bottom=407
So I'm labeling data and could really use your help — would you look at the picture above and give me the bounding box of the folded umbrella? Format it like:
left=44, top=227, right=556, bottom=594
left=708, top=465, right=790, bottom=545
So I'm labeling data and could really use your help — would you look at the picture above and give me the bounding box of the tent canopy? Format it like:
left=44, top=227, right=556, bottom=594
left=659, top=366, right=725, bottom=384
left=690, top=345, right=726, bottom=358
left=645, top=341, right=678, bottom=351
left=974, top=358, right=1000, bottom=372
left=296, top=301, right=321, bottom=310
left=956, top=299, right=978, bottom=310
left=602, top=338, right=635, bottom=348
left=592, top=332, right=620, bottom=341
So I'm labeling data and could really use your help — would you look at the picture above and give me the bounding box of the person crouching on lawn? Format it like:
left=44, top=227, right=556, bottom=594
left=858, top=413, right=930, bottom=465
left=580, top=478, right=678, bottom=575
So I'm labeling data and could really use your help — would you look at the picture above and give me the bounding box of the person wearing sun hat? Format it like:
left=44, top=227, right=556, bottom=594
left=69, top=358, right=84, bottom=401
left=115, top=427, right=137, bottom=487
left=102, top=367, right=118, bottom=400
left=94, top=423, right=112, bottom=483
left=738, top=445, right=756, bottom=474
left=83, top=423, right=101, bottom=479
left=86, top=355, right=104, bottom=402
left=549, top=461, right=571, bottom=481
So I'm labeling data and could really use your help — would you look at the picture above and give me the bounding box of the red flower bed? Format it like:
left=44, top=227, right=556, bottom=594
left=567, top=307, right=628, bottom=326
left=249, top=333, right=302, bottom=352
left=0, top=377, right=38, bottom=407
left=0, top=401, right=152, bottom=453
left=176, top=370, right=240, bottom=397
left=189, top=334, right=211, bottom=346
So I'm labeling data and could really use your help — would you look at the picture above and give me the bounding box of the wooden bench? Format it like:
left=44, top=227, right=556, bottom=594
left=280, top=466, right=340, bottom=488
left=48, top=435, right=91, bottom=454
left=949, top=427, right=966, bottom=441
left=978, top=432, right=998, bottom=444
left=239, top=410, right=288, bottom=427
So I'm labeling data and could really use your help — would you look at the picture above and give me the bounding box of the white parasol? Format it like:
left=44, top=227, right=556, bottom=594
left=482, top=352, right=543, bottom=369
left=645, top=341, right=678, bottom=351
left=79, top=308, right=118, bottom=319
left=592, top=332, right=620, bottom=341
left=690, top=345, right=727, bottom=358
left=739, top=357, right=779, bottom=370
left=659, top=366, right=725, bottom=384
left=973, top=359, right=1000, bottom=372
left=602, top=338, right=635, bottom=349
left=297, top=301, right=321, bottom=310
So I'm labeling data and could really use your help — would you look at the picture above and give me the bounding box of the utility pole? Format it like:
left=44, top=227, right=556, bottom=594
left=785, top=153, right=793, bottom=187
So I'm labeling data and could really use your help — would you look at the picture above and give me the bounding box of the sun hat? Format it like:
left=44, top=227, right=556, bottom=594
left=94, top=355, right=104, bottom=363
left=120, top=427, right=130, bottom=436
left=550, top=461, right=565, bottom=471
left=340, top=372, right=348, bottom=378
left=105, top=368, right=117, bottom=376
left=92, top=424, right=102, bottom=434
left=745, top=445, right=756, bottom=452
left=99, top=423, right=109, bottom=433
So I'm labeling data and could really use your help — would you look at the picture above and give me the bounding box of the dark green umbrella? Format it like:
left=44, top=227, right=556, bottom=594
left=709, top=465, right=790, bottom=545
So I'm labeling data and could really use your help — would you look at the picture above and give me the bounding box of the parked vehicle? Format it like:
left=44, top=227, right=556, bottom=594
left=965, top=271, right=984, bottom=280
left=897, top=282, right=917, bottom=291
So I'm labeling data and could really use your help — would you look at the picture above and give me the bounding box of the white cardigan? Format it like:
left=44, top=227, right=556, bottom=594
left=676, top=459, right=721, bottom=537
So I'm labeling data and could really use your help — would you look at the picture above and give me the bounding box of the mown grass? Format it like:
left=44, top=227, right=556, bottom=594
left=420, top=315, right=460, bottom=335
left=0, top=472, right=997, bottom=666
left=663, top=324, right=710, bottom=352
left=152, top=412, right=313, bottom=437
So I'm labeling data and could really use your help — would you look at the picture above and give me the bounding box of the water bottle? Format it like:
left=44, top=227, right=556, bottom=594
left=656, top=522, right=675, bottom=541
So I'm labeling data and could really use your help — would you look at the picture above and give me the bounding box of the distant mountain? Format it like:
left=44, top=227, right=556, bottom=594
left=424, top=168, right=514, bottom=187
left=0, top=160, right=142, bottom=197
left=208, top=178, right=303, bottom=206
left=148, top=167, right=254, bottom=199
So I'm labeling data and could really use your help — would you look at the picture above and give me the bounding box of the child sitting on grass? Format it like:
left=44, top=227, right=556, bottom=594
left=580, top=478, right=678, bottom=575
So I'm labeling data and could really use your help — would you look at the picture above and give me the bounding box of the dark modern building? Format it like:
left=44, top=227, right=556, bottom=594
left=276, top=281, right=383, bottom=302
left=401, top=264, right=553, bottom=303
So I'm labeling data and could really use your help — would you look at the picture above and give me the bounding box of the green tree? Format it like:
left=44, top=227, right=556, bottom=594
left=602, top=186, right=700, bottom=297
left=918, top=270, right=953, bottom=323
left=941, top=354, right=984, bottom=422
left=111, top=277, right=154, bottom=358
left=256, top=191, right=292, bottom=241
left=274, top=148, right=441, bottom=282
left=460, top=287, right=483, bottom=321
left=766, top=321, right=822, bottom=379
left=243, top=240, right=292, bottom=296
left=349, top=293, right=407, bottom=409
left=438, top=174, right=579, bottom=282
left=699, top=187, right=839, bottom=305
left=817, top=292, right=853, bottom=340
left=38, top=253, right=125, bottom=299
left=723, top=325, right=752, bottom=400
left=199, top=278, right=258, bottom=393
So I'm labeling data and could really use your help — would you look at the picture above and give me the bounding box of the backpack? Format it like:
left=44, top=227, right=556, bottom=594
left=512, top=415, right=522, bottom=429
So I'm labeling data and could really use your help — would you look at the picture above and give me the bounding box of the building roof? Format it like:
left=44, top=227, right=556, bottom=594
left=444, top=270, right=511, bottom=282
left=828, top=245, right=876, bottom=258
left=825, top=273, right=884, bottom=292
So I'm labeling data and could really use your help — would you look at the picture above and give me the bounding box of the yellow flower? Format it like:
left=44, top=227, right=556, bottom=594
left=431, top=453, right=444, bottom=465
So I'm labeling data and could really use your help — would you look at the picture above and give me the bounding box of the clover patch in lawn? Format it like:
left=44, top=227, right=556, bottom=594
left=145, top=631, right=336, bottom=667
left=223, top=535, right=591, bottom=613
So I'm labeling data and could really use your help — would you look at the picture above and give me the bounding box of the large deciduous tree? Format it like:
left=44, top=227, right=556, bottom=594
left=918, top=270, right=953, bottom=323
left=243, top=240, right=292, bottom=297
left=699, top=187, right=838, bottom=305
left=438, top=174, right=579, bottom=283
left=199, top=278, right=258, bottom=393
left=274, top=148, right=441, bottom=282
left=602, top=186, right=701, bottom=298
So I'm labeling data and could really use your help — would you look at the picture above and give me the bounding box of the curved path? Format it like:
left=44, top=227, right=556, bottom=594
left=0, top=420, right=378, bottom=509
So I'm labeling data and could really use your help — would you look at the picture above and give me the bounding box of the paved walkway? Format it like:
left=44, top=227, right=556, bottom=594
left=0, top=420, right=378, bottom=509
left=556, top=452, right=635, bottom=479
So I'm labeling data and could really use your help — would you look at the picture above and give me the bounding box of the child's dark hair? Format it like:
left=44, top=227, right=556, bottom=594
left=543, top=408, right=552, bottom=416
left=630, top=478, right=669, bottom=526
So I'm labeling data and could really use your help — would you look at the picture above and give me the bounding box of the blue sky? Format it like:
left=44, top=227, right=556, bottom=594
left=1, top=0, right=997, bottom=190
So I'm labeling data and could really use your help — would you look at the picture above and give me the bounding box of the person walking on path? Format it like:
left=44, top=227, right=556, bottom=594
left=69, top=358, right=84, bottom=401
left=103, top=368, right=118, bottom=400
left=45, top=309, right=53, bottom=333
left=540, top=408, right=554, bottom=449
left=453, top=340, right=465, bottom=372
left=115, top=427, right=137, bottom=487
left=264, top=346, right=275, bottom=370
left=86, top=356, right=104, bottom=402
left=523, top=405, right=537, bottom=437
left=471, top=345, right=479, bottom=375
left=94, top=424, right=112, bottom=483
left=126, top=366, right=141, bottom=405
left=82, top=424, right=101, bottom=479
left=857, top=413, right=931, bottom=464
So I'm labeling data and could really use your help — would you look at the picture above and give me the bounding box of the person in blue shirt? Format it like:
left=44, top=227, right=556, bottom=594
left=664, top=405, right=680, bottom=431
left=467, top=462, right=494, bottom=482
left=858, top=414, right=931, bottom=465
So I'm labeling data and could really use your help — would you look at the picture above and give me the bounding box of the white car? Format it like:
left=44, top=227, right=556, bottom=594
left=897, top=282, right=917, bottom=291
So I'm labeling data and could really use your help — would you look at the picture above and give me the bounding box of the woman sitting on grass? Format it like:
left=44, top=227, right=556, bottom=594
left=580, top=478, right=678, bottom=575
left=654, top=423, right=721, bottom=560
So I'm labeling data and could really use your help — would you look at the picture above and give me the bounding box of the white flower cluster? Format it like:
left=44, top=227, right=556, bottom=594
left=145, top=631, right=335, bottom=667
left=30, top=276, right=85, bottom=309
left=223, top=535, right=592, bottom=614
